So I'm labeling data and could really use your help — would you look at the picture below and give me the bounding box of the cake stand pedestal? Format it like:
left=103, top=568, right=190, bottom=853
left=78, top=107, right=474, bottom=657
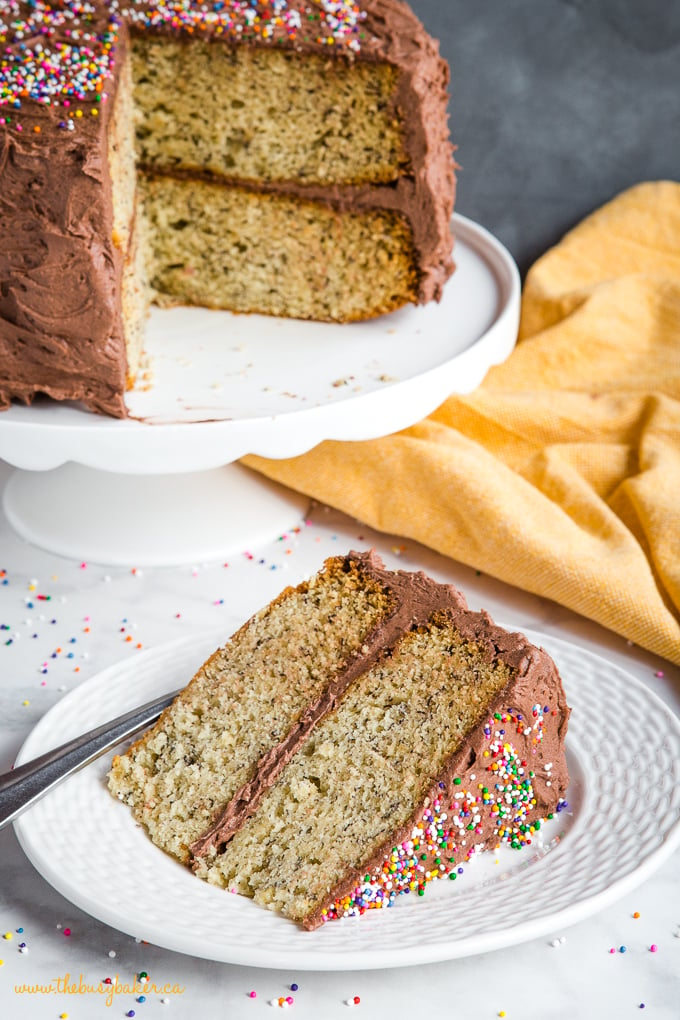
left=2, top=463, right=308, bottom=567
left=0, top=215, right=520, bottom=566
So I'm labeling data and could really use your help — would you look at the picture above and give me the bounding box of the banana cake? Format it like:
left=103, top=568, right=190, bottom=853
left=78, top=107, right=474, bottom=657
left=108, top=551, right=570, bottom=929
left=0, top=1, right=456, bottom=417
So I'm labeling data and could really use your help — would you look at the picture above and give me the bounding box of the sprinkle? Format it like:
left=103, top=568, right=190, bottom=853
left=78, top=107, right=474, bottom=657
left=290, top=984, right=298, bottom=991
left=619, top=945, right=627, bottom=953
left=649, top=944, right=658, bottom=952
left=63, top=927, right=71, bottom=937
left=633, top=912, right=640, bottom=918
left=108, top=949, right=116, bottom=957
left=3, top=932, right=12, bottom=940
left=249, top=990, right=257, bottom=998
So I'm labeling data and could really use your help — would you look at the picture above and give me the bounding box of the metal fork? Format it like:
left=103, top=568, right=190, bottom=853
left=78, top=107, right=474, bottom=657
left=0, top=688, right=181, bottom=831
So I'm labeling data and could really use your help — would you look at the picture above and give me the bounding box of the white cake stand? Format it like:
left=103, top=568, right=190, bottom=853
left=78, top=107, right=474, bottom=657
left=0, top=215, right=520, bottom=565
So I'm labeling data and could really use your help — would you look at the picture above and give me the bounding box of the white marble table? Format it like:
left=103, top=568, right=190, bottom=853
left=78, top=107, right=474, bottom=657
left=0, top=458, right=678, bottom=1019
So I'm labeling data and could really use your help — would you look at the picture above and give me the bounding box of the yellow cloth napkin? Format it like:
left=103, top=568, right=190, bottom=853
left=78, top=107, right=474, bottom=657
left=245, top=181, right=680, bottom=665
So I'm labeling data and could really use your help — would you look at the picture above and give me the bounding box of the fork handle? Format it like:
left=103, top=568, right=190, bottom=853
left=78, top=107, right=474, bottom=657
left=0, top=689, right=180, bottom=831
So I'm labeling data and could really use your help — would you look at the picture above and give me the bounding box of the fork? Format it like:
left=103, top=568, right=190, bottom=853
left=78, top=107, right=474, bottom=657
left=0, top=688, right=180, bottom=831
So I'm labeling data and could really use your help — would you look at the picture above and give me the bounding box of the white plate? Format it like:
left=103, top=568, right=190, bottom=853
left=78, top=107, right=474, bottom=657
left=0, top=215, right=519, bottom=474
left=14, top=629, right=680, bottom=971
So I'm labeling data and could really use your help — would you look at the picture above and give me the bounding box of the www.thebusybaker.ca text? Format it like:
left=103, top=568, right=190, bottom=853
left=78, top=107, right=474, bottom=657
left=15, top=974, right=185, bottom=1008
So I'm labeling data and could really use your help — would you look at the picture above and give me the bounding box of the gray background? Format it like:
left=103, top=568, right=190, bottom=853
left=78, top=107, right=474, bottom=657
left=409, top=0, right=680, bottom=276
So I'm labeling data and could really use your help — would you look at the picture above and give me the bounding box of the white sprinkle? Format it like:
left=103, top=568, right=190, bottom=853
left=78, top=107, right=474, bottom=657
left=108, top=950, right=116, bottom=958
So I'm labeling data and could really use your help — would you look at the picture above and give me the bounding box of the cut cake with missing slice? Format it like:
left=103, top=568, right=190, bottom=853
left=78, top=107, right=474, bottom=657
left=108, top=551, right=570, bottom=929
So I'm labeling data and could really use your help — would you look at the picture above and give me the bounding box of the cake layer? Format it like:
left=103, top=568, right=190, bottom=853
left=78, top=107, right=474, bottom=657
left=132, top=37, right=409, bottom=186
left=141, top=174, right=419, bottom=321
left=109, top=49, right=150, bottom=385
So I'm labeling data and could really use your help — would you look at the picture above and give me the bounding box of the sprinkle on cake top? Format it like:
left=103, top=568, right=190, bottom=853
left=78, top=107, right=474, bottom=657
left=0, top=0, right=368, bottom=116
left=123, top=1, right=367, bottom=49
left=0, top=1, right=120, bottom=110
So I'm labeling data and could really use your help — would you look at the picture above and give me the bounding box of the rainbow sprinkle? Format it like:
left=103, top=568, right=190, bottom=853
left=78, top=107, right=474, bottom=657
left=0, top=1, right=119, bottom=109
left=123, top=0, right=367, bottom=49
left=322, top=707, right=565, bottom=923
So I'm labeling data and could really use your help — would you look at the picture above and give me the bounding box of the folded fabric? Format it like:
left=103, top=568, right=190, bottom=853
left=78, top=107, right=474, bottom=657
left=245, top=181, right=680, bottom=665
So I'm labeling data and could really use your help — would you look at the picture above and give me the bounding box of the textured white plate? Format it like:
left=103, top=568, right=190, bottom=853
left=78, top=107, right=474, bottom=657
left=0, top=215, right=519, bottom=474
left=13, top=630, right=680, bottom=971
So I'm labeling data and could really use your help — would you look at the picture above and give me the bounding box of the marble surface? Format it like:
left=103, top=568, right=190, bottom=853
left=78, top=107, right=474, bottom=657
left=0, top=459, right=678, bottom=1019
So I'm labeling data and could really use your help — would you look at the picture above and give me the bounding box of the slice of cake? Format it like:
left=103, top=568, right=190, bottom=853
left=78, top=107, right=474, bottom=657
left=108, top=551, right=570, bottom=929
left=0, top=1, right=456, bottom=418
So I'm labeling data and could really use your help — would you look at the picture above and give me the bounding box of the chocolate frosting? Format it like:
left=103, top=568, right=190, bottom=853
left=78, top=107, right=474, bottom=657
left=0, top=1, right=456, bottom=418
left=189, top=549, right=571, bottom=919
left=0, top=3, right=129, bottom=417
